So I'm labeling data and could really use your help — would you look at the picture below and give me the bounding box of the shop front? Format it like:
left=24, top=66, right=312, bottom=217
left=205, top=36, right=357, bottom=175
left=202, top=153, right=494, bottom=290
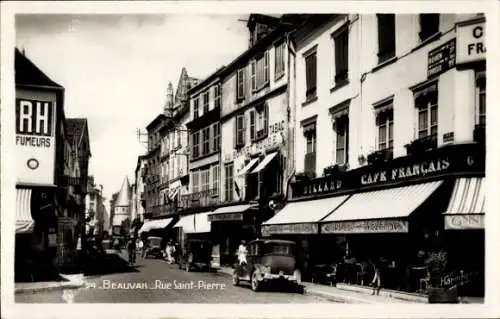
left=138, top=217, right=178, bottom=249
left=282, top=142, right=484, bottom=293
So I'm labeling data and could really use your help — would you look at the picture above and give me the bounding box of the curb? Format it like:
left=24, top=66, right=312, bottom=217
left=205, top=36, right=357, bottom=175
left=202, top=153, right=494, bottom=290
left=303, top=287, right=359, bottom=303
left=15, top=281, right=85, bottom=294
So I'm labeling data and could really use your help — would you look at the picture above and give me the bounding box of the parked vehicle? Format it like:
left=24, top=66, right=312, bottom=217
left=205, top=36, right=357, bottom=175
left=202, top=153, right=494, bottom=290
left=232, top=239, right=303, bottom=292
left=144, top=236, right=164, bottom=259
left=178, top=239, right=213, bottom=272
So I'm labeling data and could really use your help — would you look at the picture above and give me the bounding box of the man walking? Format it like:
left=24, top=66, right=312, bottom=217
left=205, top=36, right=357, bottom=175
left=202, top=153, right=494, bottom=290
left=127, top=237, right=136, bottom=265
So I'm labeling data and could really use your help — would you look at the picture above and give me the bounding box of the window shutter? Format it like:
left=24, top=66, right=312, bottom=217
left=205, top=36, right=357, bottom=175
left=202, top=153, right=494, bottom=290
left=264, top=51, right=270, bottom=83
left=250, top=111, right=256, bottom=140
left=233, top=117, right=237, bottom=148
left=264, top=104, right=269, bottom=135
left=251, top=60, right=256, bottom=92
left=242, top=113, right=247, bottom=145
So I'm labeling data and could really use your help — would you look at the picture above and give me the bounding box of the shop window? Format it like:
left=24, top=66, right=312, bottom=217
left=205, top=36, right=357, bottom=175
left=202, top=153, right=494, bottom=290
left=202, top=127, right=210, bottom=155
left=234, top=113, right=246, bottom=147
left=203, top=91, right=210, bottom=114
left=333, top=24, right=349, bottom=85
left=212, top=164, right=220, bottom=194
left=275, top=41, right=285, bottom=79
left=476, top=71, right=486, bottom=126
left=302, top=120, right=316, bottom=177
left=251, top=51, right=270, bottom=92
left=419, top=14, right=440, bottom=42
left=335, top=116, right=349, bottom=165
left=225, top=163, right=234, bottom=202
left=377, top=14, right=396, bottom=64
left=236, top=68, right=245, bottom=100
left=214, top=84, right=221, bottom=109
left=376, top=108, right=394, bottom=151
left=305, top=51, right=317, bottom=101
left=193, top=98, right=199, bottom=119
left=212, top=123, right=220, bottom=152
left=192, top=170, right=199, bottom=193
left=414, top=82, right=438, bottom=142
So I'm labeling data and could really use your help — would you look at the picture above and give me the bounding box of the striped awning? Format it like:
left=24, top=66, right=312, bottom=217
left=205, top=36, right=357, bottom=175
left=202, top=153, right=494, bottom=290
left=138, top=217, right=174, bottom=235
left=208, top=204, right=257, bottom=222
left=321, top=181, right=443, bottom=234
left=250, top=152, right=278, bottom=174
left=261, top=195, right=350, bottom=236
left=237, top=158, right=259, bottom=176
left=16, top=188, right=35, bottom=234
left=444, top=177, right=485, bottom=230
left=174, top=212, right=211, bottom=234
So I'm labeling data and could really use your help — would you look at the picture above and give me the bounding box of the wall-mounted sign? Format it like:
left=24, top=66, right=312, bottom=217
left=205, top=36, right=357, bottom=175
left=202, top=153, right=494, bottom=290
left=261, top=223, right=318, bottom=236
left=428, top=38, right=456, bottom=78
left=208, top=212, right=243, bottom=222
left=444, top=214, right=484, bottom=230
left=321, top=219, right=409, bottom=234
left=456, top=18, right=485, bottom=65
left=16, top=97, right=56, bottom=185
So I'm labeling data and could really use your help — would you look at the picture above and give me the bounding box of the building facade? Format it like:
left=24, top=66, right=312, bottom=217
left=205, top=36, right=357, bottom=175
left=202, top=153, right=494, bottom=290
left=112, top=177, right=132, bottom=236
left=263, top=14, right=485, bottom=297
left=84, top=176, right=106, bottom=237
left=133, top=155, right=147, bottom=222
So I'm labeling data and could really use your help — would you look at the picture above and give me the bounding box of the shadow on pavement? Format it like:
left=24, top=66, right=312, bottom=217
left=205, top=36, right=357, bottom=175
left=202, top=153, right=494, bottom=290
left=82, top=253, right=139, bottom=276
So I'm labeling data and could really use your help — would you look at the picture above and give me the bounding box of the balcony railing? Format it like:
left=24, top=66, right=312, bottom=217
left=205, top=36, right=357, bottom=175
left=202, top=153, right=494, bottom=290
left=180, top=188, right=220, bottom=209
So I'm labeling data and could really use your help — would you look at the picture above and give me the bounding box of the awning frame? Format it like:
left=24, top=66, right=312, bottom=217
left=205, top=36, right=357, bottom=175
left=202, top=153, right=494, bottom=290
left=250, top=152, right=278, bottom=174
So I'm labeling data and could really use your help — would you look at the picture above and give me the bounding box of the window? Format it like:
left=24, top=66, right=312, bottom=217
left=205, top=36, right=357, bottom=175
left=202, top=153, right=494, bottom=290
left=476, top=72, right=486, bottom=126
left=214, top=84, right=221, bottom=109
left=305, top=52, right=317, bottom=101
left=237, top=68, right=245, bottom=100
left=235, top=113, right=246, bottom=147
left=251, top=52, right=270, bottom=91
left=203, top=91, right=209, bottom=114
left=201, top=169, right=210, bottom=191
left=177, top=130, right=181, bottom=148
left=192, top=170, right=200, bottom=193
left=250, top=105, right=269, bottom=141
left=377, top=14, right=396, bottom=63
left=419, top=14, right=440, bottom=42
left=335, top=116, right=349, bottom=164
left=303, top=121, right=316, bottom=176
left=333, top=25, right=349, bottom=84
left=212, top=123, right=220, bottom=152
left=415, top=83, right=438, bottom=140
left=249, top=110, right=256, bottom=140
left=193, top=98, right=199, bottom=119
left=275, top=42, right=285, bottom=78
left=224, top=163, right=234, bottom=202
left=192, top=131, right=200, bottom=159
left=376, top=109, right=394, bottom=151
left=202, top=127, right=210, bottom=155
left=212, top=164, right=220, bottom=194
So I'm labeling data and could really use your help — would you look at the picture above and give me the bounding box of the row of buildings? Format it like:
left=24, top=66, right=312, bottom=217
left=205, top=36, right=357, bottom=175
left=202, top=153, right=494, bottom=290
left=14, top=48, right=104, bottom=280
left=132, top=14, right=485, bottom=294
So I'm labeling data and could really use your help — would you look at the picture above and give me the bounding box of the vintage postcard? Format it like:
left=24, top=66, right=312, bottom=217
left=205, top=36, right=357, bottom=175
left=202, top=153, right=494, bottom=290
left=1, top=1, right=499, bottom=318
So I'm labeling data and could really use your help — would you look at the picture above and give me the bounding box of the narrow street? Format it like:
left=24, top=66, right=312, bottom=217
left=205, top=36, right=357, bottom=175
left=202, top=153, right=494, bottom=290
left=16, top=253, right=330, bottom=303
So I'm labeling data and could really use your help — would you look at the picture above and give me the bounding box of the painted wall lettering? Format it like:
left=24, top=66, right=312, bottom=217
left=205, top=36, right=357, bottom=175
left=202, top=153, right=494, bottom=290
left=456, top=19, right=486, bottom=64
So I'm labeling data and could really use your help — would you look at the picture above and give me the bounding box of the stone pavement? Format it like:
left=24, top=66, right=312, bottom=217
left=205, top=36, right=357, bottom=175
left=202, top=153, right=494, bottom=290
left=15, top=274, right=85, bottom=294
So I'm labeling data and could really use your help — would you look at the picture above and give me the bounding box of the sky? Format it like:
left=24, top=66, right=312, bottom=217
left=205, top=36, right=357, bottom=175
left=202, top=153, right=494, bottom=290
left=16, top=14, right=249, bottom=205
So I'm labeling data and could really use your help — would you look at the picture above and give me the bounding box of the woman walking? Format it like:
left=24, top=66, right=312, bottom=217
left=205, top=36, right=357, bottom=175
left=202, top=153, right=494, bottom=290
left=371, top=260, right=382, bottom=295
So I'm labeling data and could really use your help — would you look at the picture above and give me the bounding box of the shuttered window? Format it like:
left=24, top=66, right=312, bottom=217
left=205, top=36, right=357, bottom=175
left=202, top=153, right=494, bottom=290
left=305, top=52, right=317, bottom=100
left=275, top=41, right=285, bottom=78
left=377, top=14, right=396, bottom=63
left=224, top=163, right=234, bottom=202
left=237, top=68, right=245, bottom=100
left=212, top=164, right=220, bottom=195
left=203, top=91, right=210, bottom=114
left=334, top=26, right=349, bottom=84
left=419, top=14, right=440, bottom=42
left=202, top=127, right=210, bottom=155
left=249, top=110, right=256, bottom=140
left=193, top=98, right=199, bottom=119
left=235, top=113, right=246, bottom=147
left=212, top=122, right=220, bottom=152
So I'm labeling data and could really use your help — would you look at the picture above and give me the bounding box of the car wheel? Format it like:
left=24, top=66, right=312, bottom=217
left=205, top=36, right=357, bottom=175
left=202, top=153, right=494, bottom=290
left=251, top=271, right=261, bottom=292
left=232, top=270, right=240, bottom=286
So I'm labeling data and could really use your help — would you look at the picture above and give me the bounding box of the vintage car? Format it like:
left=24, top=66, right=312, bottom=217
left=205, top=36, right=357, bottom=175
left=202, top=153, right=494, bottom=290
left=178, top=239, right=213, bottom=272
left=144, top=236, right=164, bottom=259
left=232, top=239, right=302, bottom=292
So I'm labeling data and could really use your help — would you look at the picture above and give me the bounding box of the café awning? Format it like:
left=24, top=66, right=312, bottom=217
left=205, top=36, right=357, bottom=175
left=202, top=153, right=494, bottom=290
left=321, top=181, right=443, bottom=234
left=208, top=204, right=257, bottom=222
left=237, top=158, right=259, bottom=176
left=444, top=177, right=485, bottom=230
left=138, top=217, right=174, bottom=235
left=16, top=188, right=35, bottom=234
left=174, top=212, right=211, bottom=234
left=250, top=152, right=278, bottom=174
left=261, top=195, right=350, bottom=236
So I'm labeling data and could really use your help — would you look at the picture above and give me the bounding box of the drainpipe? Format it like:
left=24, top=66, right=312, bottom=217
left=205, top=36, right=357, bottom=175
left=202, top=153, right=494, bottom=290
left=284, top=31, right=297, bottom=202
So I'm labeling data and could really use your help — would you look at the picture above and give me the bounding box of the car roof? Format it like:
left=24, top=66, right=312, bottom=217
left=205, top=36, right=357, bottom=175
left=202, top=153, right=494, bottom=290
left=248, top=239, right=296, bottom=245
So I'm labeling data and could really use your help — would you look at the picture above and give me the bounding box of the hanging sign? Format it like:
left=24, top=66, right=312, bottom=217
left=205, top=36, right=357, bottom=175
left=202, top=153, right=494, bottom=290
left=444, top=214, right=484, bottom=230
left=428, top=38, right=456, bottom=78
left=456, top=18, right=486, bottom=65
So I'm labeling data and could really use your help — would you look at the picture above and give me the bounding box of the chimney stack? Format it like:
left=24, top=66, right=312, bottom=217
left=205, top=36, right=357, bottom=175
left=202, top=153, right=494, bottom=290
left=164, top=82, right=174, bottom=114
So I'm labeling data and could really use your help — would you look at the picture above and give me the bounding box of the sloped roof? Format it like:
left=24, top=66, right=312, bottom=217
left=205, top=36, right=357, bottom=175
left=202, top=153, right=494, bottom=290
left=66, top=118, right=87, bottom=145
left=15, top=48, right=63, bottom=88
left=115, top=176, right=131, bottom=207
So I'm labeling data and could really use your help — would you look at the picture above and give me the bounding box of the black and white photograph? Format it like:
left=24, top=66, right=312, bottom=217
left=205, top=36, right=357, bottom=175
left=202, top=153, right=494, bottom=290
left=1, top=1, right=499, bottom=318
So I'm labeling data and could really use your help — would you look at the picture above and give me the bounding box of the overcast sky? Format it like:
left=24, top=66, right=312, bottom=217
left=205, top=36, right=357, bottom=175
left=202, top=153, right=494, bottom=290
left=16, top=14, right=249, bottom=205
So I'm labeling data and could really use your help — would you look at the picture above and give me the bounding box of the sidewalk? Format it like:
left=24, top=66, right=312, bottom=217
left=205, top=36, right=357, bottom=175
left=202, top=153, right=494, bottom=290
left=15, top=274, right=85, bottom=294
left=217, top=267, right=418, bottom=303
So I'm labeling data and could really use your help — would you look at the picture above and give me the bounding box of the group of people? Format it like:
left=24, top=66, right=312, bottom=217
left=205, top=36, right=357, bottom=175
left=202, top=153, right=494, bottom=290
left=124, top=237, right=178, bottom=265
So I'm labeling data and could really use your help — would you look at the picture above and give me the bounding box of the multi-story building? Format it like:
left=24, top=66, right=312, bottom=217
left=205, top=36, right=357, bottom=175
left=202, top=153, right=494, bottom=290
left=133, top=155, right=147, bottom=222
left=111, top=176, right=132, bottom=236
left=212, top=14, right=303, bottom=265
left=85, top=176, right=106, bottom=237
left=263, top=14, right=485, bottom=297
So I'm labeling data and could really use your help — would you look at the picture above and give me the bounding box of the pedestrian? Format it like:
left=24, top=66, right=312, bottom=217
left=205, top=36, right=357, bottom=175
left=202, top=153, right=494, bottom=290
left=127, top=237, right=136, bottom=265
left=142, top=238, right=149, bottom=258
left=237, top=240, right=247, bottom=266
left=371, top=260, right=382, bottom=295
left=165, top=240, right=175, bottom=264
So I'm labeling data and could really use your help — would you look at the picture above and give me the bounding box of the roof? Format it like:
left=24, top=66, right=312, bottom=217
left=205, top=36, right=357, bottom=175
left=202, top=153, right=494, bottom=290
left=247, top=14, right=282, bottom=30
left=15, top=48, right=63, bottom=89
left=115, top=176, right=131, bottom=207
left=187, top=66, right=225, bottom=96
left=146, top=113, right=167, bottom=131
left=65, top=118, right=87, bottom=145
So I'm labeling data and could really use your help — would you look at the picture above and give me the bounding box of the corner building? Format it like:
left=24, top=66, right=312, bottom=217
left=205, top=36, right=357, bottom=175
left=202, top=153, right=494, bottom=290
left=263, top=14, right=485, bottom=296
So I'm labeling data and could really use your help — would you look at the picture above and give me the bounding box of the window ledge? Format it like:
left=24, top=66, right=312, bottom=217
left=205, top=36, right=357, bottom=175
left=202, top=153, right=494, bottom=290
left=253, top=82, right=270, bottom=94
left=412, top=32, right=442, bottom=53
left=302, top=96, right=318, bottom=107
left=330, top=79, right=349, bottom=93
left=372, top=56, right=398, bottom=73
left=190, top=150, right=219, bottom=163
left=275, top=72, right=285, bottom=82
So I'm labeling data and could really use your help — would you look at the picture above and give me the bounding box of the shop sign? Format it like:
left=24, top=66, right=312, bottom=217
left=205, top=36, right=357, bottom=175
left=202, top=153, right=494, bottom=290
left=428, top=38, right=456, bottom=78
left=456, top=18, right=485, bottom=65
left=321, top=219, right=409, bottom=234
left=208, top=212, right=243, bottom=222
left=303, top=179, right=342, bottom=196
left=444, top=214, right=484, bottom=230
left=16, top=97, right=57, bottom=185
left=261, top=223, right=318, bottom=236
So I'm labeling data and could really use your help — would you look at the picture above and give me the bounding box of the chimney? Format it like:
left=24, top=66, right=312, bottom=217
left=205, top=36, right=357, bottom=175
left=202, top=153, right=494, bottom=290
left=164, top=82, right=174, bottom=114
